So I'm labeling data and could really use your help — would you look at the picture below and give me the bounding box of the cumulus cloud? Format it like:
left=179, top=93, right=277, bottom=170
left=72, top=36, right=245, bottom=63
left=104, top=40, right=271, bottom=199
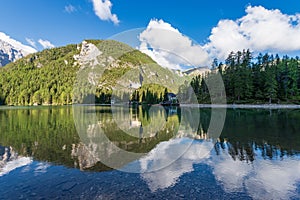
left=38, top=39, right=55, bottom=49
left=205, top=6, right=300, bottom=60
left=140, top=6, right=300, bottom=69
left=91, top=0, right=119, bottom=25
left=25, top=38, right=36, bottom=48
left=64, top=4, right=77, bottom=13
left=139, top=19, right=210, bottom=70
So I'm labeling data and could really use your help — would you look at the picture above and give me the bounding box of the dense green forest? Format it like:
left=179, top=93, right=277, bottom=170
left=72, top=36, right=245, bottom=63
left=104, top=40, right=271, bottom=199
left=0, top=40, right=178, bottom=106
left=188, top=50, right=300, bottom=104
left=130, top=84, right=169, bottom=104
left=0, top=44, right=79, bottom=105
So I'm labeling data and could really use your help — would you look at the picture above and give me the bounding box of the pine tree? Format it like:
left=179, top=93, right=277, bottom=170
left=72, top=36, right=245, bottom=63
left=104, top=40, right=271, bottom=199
left=264, top=64, right=278, bottom=103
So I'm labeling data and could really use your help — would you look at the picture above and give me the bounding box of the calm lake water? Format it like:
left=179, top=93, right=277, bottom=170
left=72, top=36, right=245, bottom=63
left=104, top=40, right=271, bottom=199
left=0, top=105, right=300, bottom=199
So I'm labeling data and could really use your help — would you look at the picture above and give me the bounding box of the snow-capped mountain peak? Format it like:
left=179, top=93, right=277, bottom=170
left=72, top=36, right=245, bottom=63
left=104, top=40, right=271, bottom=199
left=0, top=32, right=37, bottom=66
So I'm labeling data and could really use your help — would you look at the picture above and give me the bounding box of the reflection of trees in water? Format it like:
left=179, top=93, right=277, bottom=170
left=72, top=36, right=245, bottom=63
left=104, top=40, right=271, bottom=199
left=212, top=108, right=300, bottom=161
left=214, top=141, right=255, bottom=162
left=229, top=109, right=300, bottom=151
left=0, top=107, right=80, bottom=168
left=95, top=106, right=180, bottom=153
left=0, top=106, right=181, bottom=172
left=1, top=106, right=300, bottom=171
left=196, top=108, right=300, bottom=161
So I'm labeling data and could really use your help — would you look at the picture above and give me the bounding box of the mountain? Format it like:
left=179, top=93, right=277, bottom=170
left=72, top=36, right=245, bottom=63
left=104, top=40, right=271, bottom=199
left=183, top=67, right=211, bottom=76
left=0, top=39, right=186, bottom=105
left=0, top=32, right=36, bottom=66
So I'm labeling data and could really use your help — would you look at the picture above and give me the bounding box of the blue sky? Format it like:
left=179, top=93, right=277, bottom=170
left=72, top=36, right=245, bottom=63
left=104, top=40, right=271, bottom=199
left=1, top=0, right=300, bottom=69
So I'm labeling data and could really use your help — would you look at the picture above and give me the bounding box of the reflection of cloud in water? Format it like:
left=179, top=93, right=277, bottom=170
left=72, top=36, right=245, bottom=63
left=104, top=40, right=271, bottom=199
left=0, top=146, right=32, bottom=177
left=245, top=159, right=300, bottom=199
left=210, top=146, right=300, bottom=199
left=0, top=157, right=32, bottom=177
left=34, top=162, right=50, bottom=176
left=209, top=153, right=252, bottom=193
left=140, top=138, right=213, bottom=191
left=139, top=140, right=300, bottom=199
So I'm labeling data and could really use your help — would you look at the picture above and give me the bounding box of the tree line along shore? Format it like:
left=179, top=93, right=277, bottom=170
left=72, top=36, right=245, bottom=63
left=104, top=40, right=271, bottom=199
left=0, top=43, right=300, bottom=106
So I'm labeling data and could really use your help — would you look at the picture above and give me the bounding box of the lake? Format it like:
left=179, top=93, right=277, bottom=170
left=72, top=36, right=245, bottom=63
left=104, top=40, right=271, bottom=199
left=0, top=105, right=300, bottom=199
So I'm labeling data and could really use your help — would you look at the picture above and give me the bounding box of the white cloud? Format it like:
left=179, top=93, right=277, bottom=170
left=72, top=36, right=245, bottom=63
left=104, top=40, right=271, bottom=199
left=38, top=39, right=55, bottom=49
left=65, top=4, right=77, bottom=13
left=25, top=38, right=36, bottom=48
left=139, top=19, right=210, bottom=70
left=139, top=7, right=300, bottom=69
left=0, top=32, right=37, bottom=54
left=91, top=0, right=119, bottom=25
left=205, top=6, right=300, bottom=60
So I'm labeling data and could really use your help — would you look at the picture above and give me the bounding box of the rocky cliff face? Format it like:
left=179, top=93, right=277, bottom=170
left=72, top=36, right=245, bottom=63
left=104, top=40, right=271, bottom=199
left=74, top=40, right=186, bottom=94
left=183, top=67, right=211, bottom=76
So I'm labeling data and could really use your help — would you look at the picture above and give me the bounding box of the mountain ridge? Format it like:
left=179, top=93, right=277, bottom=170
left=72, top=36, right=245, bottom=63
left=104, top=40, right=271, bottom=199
left=0, top=39, right=186, bottom=105
left=0, top=32, right=37, bottom=66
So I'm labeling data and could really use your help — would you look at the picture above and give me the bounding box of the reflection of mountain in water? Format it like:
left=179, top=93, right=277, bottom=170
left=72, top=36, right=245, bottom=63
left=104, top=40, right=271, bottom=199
left=0, top=145, right=32, bottom=177
left=1, top=106, right=300, bottom=198
left=74, top=105, right=182, bottom=171
left=0, top=107, right=300, bottom=175
left=0, top=107, right=81, bottom=169
left=71, top=142, right=112, bottom=171
left=0, top=106, right=181, bottom=171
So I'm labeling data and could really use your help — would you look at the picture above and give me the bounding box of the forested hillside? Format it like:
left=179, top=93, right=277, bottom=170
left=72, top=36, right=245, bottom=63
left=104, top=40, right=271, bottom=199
left=0, top=44, right=79, bottom=105
left=1, top=39, right=300, bottom=106
left=0, top=40, right=182, bottom=106
left=188, top=50, right=300, bottom=104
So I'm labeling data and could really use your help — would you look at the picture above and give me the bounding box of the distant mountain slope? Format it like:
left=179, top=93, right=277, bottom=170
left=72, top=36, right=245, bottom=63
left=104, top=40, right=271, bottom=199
left=183, top=67, right=211, bottom=76
left=0, top=40, right=185, bottom=105
left=0, top=32, right=36, bottom=66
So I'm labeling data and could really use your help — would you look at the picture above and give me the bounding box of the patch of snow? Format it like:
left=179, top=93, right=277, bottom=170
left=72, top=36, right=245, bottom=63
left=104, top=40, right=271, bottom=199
left=0, top=33, right=37, bottom=66
left=0, top=32, right=36, bottom=54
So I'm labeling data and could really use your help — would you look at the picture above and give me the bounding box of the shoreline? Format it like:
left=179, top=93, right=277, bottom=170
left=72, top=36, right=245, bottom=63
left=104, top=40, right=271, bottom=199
left=179, top=104, right=300, bottom=109
left=1, top=103, right=300, bottom=109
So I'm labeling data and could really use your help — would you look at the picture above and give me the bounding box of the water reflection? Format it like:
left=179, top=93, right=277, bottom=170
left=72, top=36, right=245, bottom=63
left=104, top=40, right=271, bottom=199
left=140, top=138, right=213, bottom=191
left=0, top=107, right=81, bottom=169
left=0, top=106, right=300, bottom=198
left=0, top=146, right=32, bottom=177
left=209, top=144, right=300, bottom=199
left=139, top=138, right=300, bottom=199
left=72, top=105, right=187, bottom=172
